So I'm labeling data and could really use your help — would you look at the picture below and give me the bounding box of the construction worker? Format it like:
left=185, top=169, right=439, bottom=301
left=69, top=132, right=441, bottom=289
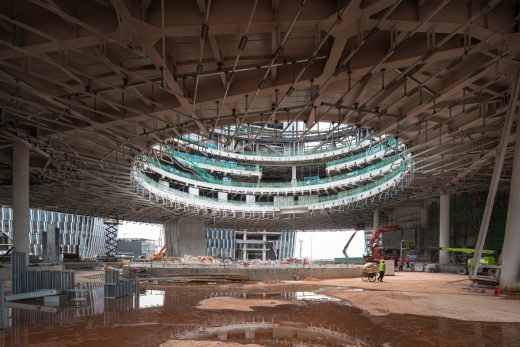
left=378, top=259, right=385, bottom=282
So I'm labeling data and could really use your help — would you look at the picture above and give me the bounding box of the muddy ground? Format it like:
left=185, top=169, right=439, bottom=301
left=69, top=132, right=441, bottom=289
left=1, top=271, right=519, bottom=347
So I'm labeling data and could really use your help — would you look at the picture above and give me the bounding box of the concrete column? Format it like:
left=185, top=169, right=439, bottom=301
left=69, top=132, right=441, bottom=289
left=262, top=232, right=267, bottom=261
left=242, top=231, right=247, bottom=261
left=163, top=218, right=206, bottom=257
left=291, top=165, right=297, bottom=185
left=439, top=194, right=450, bottom=265
left=500, top=127, right=520, bottom=291
left=373, top=208, right=380, bottom=230
left=13, top=142, right=30, bottom=263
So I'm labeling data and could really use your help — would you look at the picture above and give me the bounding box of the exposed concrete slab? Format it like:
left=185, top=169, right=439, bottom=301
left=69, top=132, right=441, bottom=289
left=124, top=264, right=361, bottom=281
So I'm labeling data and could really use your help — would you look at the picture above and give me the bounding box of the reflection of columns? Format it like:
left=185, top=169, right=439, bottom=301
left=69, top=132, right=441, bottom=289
left=439, top=194, right=450, bottom=265
left=262, top=232, right=267, bottom=261
left=291, top=165, right=296, bottom=185
left=13, top=142, right=30, bottom=263
left=242, top=232, right=247, bottom=261
left=245, top=329, right=255, bottom=339
left=373, top=208, right=380, bottom=230
left=500, top=127, right=520, bottom=291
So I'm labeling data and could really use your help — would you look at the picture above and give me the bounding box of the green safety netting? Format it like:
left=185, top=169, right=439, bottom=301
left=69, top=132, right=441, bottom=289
left=145, top=151, right=406, bottom=189
left=162, top=146, right=262, bottom=173
left=173, top=154, right=215, bottom=181
left=138, top=161, right=409, bottom=208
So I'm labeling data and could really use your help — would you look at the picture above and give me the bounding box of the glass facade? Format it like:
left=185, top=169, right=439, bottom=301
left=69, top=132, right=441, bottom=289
left=0, top=207, right=106, bottom=260
left=116, top=238, right=157, bottom=259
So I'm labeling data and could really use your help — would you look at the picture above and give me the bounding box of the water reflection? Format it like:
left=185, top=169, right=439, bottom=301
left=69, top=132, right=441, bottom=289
left=293, top=291, right=342, bottom=301
left=173, top=320, right=368, bottom=346
left=204, top=290, right=343, bottom=302
left=0, top=284, right=518, bottom=347
left=139, top=290, right=165, bottom=309
left=2, top=284, right=167, bottom=330
left=6, top=283, right=105, bottom=328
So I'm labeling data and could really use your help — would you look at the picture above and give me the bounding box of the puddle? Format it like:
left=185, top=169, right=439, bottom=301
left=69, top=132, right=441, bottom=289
left=169, top=321, right=368, bottom=347
left=206, top=291, right=347, bottom=302
left=292, top=291, right=342, bottom=301
left=1, top=284, right=519, bottom=347
left=138, top=290, right=165, bottom=309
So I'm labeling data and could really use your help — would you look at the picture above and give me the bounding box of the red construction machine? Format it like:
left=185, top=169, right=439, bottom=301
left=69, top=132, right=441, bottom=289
left=153, top=245, right=166, bottom=261
left=363, top=225, right=401, bottom=265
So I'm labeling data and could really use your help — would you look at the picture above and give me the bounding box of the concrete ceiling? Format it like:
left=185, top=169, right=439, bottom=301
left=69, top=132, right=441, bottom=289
left=0, top=0, right=519, bottom=228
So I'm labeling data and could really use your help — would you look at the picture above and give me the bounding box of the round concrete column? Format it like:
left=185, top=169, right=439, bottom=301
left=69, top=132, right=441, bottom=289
left=373, top=208, right=380, bottom=230
left=12, top=141, right=30, bottom=263
left=439, top=194, right=450, bottom=265
left=500, top=127, right=520, bottom=291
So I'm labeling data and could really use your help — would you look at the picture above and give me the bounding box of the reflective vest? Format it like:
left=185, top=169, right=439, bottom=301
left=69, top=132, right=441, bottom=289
left=379, top=262, right=385, bottom=272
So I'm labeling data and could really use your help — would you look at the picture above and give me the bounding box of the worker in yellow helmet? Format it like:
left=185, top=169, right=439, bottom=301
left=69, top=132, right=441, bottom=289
left=378, top=259, right=386, bottom=282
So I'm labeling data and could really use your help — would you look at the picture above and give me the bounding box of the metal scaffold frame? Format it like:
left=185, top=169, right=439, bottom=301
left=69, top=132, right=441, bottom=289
left=103, top=218, right=120, bottom=257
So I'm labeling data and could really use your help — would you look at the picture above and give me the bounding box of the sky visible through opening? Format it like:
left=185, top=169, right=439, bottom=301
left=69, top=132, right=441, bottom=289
left=118, top=222, right=365, bottom=259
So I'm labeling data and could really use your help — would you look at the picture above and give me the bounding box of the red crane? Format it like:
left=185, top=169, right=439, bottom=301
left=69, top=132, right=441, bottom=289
left=153, top=245, right=166, bottom=260
left=364, top=225, right=401, bottom=265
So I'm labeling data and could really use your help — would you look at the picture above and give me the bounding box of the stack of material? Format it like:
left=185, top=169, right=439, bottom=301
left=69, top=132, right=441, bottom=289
left=176, top=255, right=221, bottom=264
left=104, top=269, right=139, bottom=299
left=281, top=257, right=310, bottom=265
left=361, top=263, right=379, bottom=271
left=11, top=252, right=75, bottom=295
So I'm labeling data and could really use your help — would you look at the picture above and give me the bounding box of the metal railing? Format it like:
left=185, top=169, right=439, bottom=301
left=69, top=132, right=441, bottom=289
left=163, top=146, right=262, bottom=173
left=325, top=138, right=400, bottom=169
left=145, top=152, right=406, bottom=190
left=176, top=135, right=379, bottom=159
left=136, top=160, right=410, bottom=209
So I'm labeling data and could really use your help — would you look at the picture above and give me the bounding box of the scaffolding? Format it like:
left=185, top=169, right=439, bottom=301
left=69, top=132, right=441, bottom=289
left=103, top=219, right=119, bottom=257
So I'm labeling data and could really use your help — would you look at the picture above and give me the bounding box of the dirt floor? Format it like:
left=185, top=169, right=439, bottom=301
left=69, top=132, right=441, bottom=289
left=2, top=271, right=520, bottom=347
left=310, top=272, right=520, bottom=322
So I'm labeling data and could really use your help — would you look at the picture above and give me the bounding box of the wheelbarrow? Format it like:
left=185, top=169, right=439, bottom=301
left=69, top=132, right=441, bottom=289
left=361, top=263, right=379, bottom=282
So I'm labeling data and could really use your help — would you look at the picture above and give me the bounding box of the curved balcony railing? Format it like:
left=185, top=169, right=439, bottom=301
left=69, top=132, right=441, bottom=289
left=172, top=136, right=385, bottom=163
left=158, top=146, right=262, bottom=177
left=325, top=138, right=401, bottom=172
left=134, top=161, right=410, bottom=213
left=144, top=152, right=408, bottom=195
